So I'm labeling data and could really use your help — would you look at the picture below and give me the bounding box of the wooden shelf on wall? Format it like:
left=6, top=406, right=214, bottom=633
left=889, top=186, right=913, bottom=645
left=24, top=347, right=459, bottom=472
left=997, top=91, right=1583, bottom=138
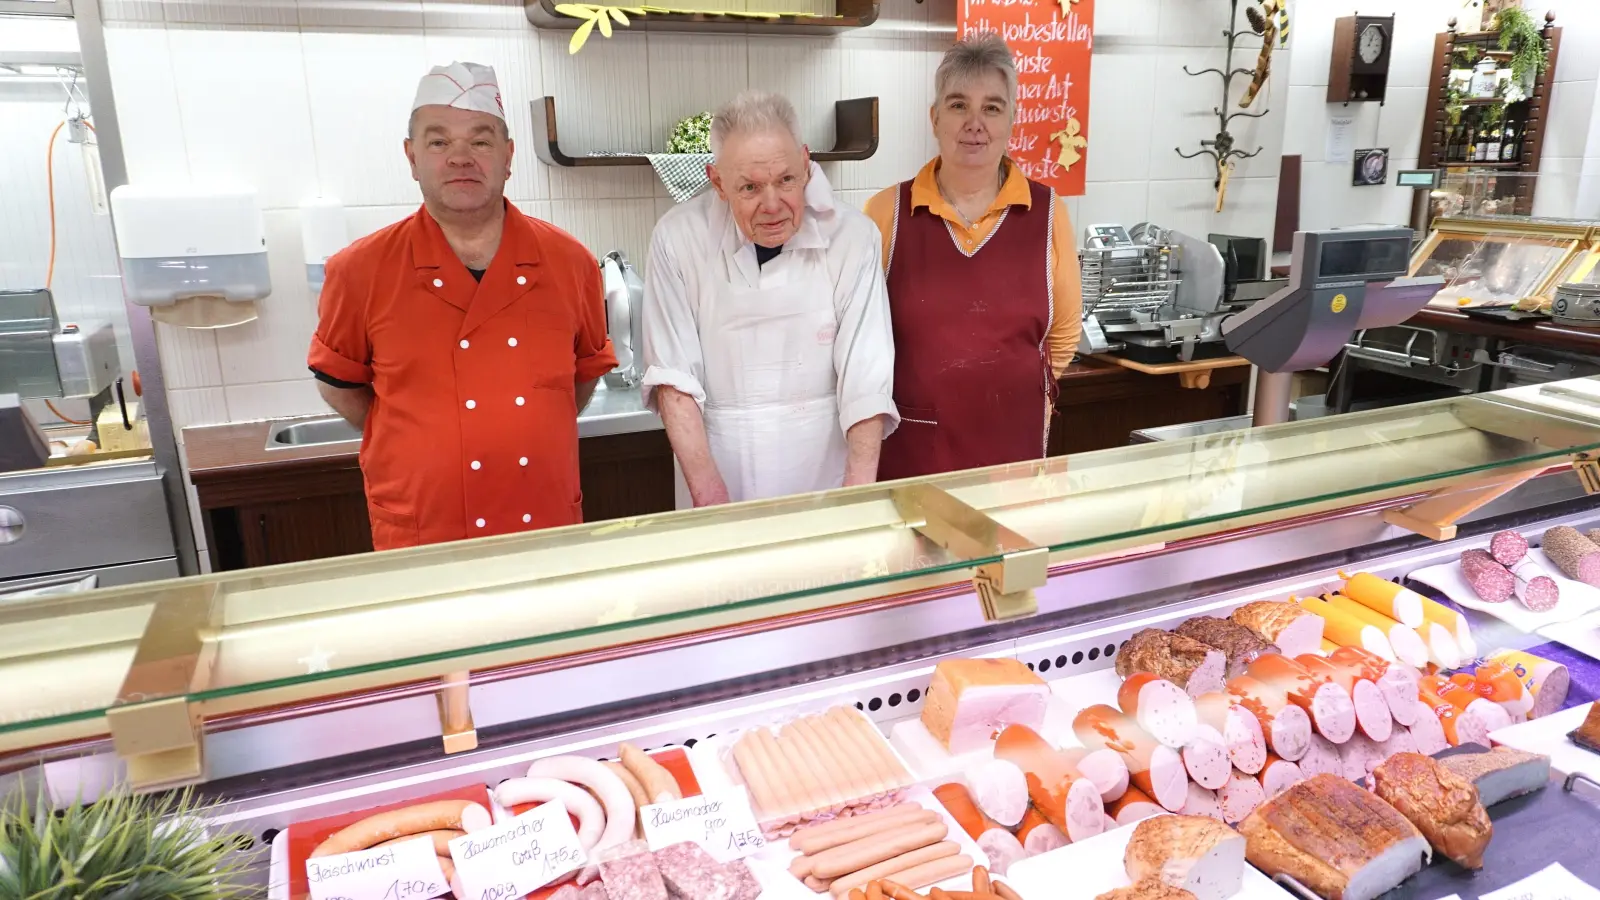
left=523, top=0, right=877, bottom=34
left=531, top=96, right=879, bottom=167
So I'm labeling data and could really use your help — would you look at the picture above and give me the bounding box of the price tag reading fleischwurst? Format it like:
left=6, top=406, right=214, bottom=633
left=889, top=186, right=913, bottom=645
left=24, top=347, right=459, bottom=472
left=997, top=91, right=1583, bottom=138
left=448, top=799, right=588, bottom=900
left=641, top=787, right=767, bottom=864
left=306, top=834, right=450, bottom=900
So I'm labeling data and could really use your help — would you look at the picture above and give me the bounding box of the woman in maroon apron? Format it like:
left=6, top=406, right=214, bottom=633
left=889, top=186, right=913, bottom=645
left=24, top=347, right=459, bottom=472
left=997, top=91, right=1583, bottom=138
left=863, top=33, right=1084, bottom=480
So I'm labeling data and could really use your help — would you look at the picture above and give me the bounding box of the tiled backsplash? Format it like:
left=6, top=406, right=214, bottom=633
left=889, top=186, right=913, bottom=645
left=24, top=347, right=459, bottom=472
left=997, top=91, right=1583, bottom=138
left=90, top=0, right=1295, bottom=438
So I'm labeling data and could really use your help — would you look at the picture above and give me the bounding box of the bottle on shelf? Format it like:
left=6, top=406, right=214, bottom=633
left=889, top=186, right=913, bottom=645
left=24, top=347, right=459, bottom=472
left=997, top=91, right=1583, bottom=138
left=1449, top=125, right=1464, bottom=161
left=1502, top=124, right=1520, bottom=161
left=1485, top=126, right=1502, bottom=163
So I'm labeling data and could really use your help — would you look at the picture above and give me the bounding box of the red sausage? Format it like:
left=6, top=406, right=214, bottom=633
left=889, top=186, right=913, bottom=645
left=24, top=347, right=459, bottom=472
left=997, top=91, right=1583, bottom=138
left=1329, top=646, right=1419, bottom=726
left=1295, top=654, right=1392, bottom=742
left=993, top=725, right=1105, bottom=843
left=1117, top=673, right=1198, bottom=750
left=1180, top=724, right=1232, bottom=790
left=1193, top=692, right=1267, bottom=775
left=1071, top=705, right=1189, bottom=813
left=1217, top=768, right=1266, bottom=824
left=1225, top=675, right=1312, bottom=762
left=1247, top=655, right=1358, bottom=744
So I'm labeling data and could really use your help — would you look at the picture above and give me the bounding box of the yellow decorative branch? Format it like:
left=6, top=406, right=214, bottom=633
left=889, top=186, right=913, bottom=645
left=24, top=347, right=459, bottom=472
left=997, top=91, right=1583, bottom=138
left=554, top=1, right=825, bottom=53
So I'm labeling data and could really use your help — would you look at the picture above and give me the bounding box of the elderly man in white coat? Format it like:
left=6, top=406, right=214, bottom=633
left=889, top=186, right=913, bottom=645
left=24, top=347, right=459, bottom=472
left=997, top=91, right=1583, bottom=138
left=642, top=91, right=898, bottom=507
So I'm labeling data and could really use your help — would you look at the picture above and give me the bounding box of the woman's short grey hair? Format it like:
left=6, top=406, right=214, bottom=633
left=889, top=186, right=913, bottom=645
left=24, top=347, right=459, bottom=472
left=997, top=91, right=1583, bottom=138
left=935, top=32, right=1018, bottom=110
left=710, top=90, right=803, bottom=159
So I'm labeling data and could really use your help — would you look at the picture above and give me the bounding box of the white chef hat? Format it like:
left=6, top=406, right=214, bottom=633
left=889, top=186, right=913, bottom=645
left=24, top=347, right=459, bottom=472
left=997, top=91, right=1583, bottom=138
left=412, top=61, right=505, bottom=121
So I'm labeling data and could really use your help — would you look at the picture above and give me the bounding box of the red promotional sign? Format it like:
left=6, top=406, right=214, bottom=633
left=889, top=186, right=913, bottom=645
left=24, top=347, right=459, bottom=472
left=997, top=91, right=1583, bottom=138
left=959, top=0, right=1094, bottom=196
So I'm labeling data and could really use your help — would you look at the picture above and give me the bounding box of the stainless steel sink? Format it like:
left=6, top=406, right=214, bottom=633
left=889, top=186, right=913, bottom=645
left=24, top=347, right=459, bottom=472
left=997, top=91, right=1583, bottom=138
left=265, top=416, right=360, bottom=450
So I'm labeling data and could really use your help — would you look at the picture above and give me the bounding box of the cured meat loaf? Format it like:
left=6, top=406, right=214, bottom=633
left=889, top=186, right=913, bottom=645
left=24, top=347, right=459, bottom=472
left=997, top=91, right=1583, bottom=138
left=1123, top=814, right=1246, bottom=900
left=1371, top=752, right=1492, bottom=870
left=1239, top=774, right=1430, bottom=900
left=1230, top=602, right=1324, bottom=658
left=1438, top=746, right=1550, bottom=807
left=1072, top=705, right=1190, bottom=813
left=1117, top=630, right=1227, bottom=697
left=921, top=658, right=1050, bottom=754
left=1173, top=617, right=1280, bottom=679
left=994, top=724, right=1106, bottom=842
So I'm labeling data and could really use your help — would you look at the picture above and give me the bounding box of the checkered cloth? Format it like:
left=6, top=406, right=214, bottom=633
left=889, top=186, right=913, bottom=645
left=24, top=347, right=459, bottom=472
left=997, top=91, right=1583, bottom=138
left=588, top=152, right=712, bottom=203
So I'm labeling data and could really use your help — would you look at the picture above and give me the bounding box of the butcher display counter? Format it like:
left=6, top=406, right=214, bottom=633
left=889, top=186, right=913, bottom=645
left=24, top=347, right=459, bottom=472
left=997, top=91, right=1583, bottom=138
left=6, top=377, right=1600, bottom=894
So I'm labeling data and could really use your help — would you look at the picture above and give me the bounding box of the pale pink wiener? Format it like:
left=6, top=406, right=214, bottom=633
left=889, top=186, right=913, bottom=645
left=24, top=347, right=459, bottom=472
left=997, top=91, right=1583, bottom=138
left=1329, top=646, right=1420, bottom=726
left=1117, top=672, right=1199, bottom=750
left=1217, top=768, right=1266, bottom=824
left=1181, top=724, right=1233, bottom=790
left=1071, top=704, right=1189, bottom=813
left=310, top=800, right=493, bottom=857
left=1193, top=691, right=1267, bottom=775
left=1293, top=733, right=1344, bottom=780
left=1059, top=746, right=1130, bottom=803
left=1246, top=654, right=1358, bottom=745
left=1180, top=782, right=1224, bottom=822
left=1255, top=753, right=1305, bottom=797
left=1295, top=654, right=1392, bottom=742
left=1225, top=675, right=1312, bottom=762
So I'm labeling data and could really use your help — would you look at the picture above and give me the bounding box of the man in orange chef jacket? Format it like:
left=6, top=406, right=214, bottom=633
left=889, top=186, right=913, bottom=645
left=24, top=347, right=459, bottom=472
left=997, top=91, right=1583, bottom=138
left=308, top=62, right=617, bottom=550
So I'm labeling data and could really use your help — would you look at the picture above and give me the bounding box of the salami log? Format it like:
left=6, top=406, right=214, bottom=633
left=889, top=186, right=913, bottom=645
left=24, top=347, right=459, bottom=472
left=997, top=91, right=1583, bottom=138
left=1543, top=526, right=1600, bottom=586
left=1193, top=692, right=1267, bottom=775
left=1461, top=549, right=1514, bottom=603
left=1329, top=645, right=1419, bottom=727
left=1071, top=705, right=1189, bottom=813
left=1490, top=530, right=1530, bottom=567
left=1116, top=630, right=1227, bottom=697
left=1245, top=654, right=1357, bottom=745
left=1508, top=556, right=1560, bottom=613
left=1295, top=654, right=1392, bottom=742
left=1225, top=676, right=1312, bottom=762
left=1117, top=672, right=1198, bottom=749
left=1181, top=724, right=1233, bottom=790
left=993, top=725, right=1106, bottom=842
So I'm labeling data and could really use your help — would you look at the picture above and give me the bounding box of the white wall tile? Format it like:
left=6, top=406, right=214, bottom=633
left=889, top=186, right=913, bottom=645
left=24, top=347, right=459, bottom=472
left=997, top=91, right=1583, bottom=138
left=163, top=0, right=296, bottom=27
left=539, top=31, right=651, bottom=156
left=154, top=325, right=223, bottom=389
left=836, top=189, right=876, bottom=213
left=1084, top=48, right=1156, bottom=183
left=1080, top=180, right=1150, bottom=229
left=224, top=379, right=328, bottom=421
left=165, top=25, right=320, bottom=209
left=100, top=0, right=165, bottom=23
left=1548, top=0, right=1600, bottom=84
left=861, top=0, right=927, bottom=39
left=423, top=0, right=526, bottom=30
left=1533, top=156, right=1584, bottom=219
left=1226, top=47, right=1288, bottom=180
left=1147, top=177, right=1216, bottom=236
left=1157, top=0, right=1237, bottom=48
left=102, top=24, right=191, bottom=185
left=301, top=29, right=429, bottom=208
left=836, top=37, right=938, bottom=190
left=1148, top=47, right=1239, bottom=181
left=167, top=386, right=229, bottom=434
left=1212, top=174, right=1278, bottom=241
left=546, top=198, right=657, bottom=266
left=646, top=33, right=749, bottom=152
left=1545, top=80, right=1599, bottom=159
left=1374, top=86, right=1428, bottom=163
left=216, top=211, right=320, bottom=385
left=749, top=37, right=842, bottom=153
left=298, top=0, right=425, bottom=29
left=425, top=29, right=548, bottom=203
left=1094, top=0, right=1160, bottom=43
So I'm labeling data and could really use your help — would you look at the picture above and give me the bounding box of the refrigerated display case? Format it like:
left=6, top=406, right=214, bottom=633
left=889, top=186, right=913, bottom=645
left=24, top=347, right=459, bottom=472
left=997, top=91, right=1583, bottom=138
left=4, top=378, right=1600, bottom=892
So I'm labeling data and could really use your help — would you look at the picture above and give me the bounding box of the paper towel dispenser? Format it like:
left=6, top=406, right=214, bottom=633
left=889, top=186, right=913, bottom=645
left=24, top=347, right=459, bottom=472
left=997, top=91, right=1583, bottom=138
left=109, top=184, right=271, bottom=327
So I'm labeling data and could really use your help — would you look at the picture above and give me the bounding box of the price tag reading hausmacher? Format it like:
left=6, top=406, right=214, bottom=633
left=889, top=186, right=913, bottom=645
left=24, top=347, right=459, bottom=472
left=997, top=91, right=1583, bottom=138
left=640, top=788, right=767, bottom=864
left=306, top=834, right=449, bottom=900
left=447, top=799, right=588, bottom=900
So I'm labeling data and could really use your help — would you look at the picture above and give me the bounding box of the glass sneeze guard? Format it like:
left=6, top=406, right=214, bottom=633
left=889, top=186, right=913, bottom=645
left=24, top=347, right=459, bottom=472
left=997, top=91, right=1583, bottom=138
left=5, top=378, right=1600, bottom=759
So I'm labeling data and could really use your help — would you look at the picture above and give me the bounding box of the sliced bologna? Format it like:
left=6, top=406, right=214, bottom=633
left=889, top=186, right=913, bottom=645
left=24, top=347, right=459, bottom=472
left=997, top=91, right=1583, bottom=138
left=1336, top=733, right=1386, bottom=781
left=1060, top=747, right=1130, bottom=803
left=1408, top=700, right=1451, bottom=756
left=1017, top=807, right=1067, bottom=856
left=1379, top=724, right=1417, bottom=758
left=1107, top=785, right=1164, bottom=825
left=1181, top=724, right=1233, bottom=790
left=1117, top=672, right=1199, bottom=749
left=1255, top=754, right=1305, bottom=797
left=964, top=759, right=1029, bottom=829
left=976, top=828, right=1027, bottom=876
left=1217, top=769, right=1266, bottom=825
left=1181, top=783, right=1224, bottom=822
left=994, top=724, right=1106, bottom=843
left=1294, top=734, right=1344, bottom=780
left=1247, top=654, right=1357, bottom=745
left=1329, top=645, right=1419, bottom=727
left=1071, top=704, right=1190, bottom=813
left=1194, top=692, right=1267, bottom=775
left=1295, top=654, right=1392, bottom=742
left=1226, top=675, right=1312, bottom=762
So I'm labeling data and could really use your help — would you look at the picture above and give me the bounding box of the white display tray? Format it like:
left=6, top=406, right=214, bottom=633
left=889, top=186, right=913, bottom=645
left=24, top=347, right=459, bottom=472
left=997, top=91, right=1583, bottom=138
left=1410, top=550, right=1600, bottom=633
left=889, top=691, right=1094, bottom=782
left=1539, top=608, right=1600, bottom=662
left=1490, top=701, right=1600, bottom=780
left=1005, top=814, right=1293, bottom=900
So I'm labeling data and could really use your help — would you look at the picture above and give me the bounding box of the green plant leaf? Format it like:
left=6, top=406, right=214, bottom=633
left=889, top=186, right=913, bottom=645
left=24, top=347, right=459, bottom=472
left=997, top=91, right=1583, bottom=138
left=569, top=14, right=598, bottom=53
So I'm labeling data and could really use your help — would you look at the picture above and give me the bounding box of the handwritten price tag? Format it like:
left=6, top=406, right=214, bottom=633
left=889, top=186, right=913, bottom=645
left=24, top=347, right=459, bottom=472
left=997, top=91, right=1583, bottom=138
left=640, top=787, right=767, bottom=864
left=448, top=799, right=588, bottom=900
left=306, top=834, right=449, bottom=900
left=1480, top=863, right=1600, bottom=900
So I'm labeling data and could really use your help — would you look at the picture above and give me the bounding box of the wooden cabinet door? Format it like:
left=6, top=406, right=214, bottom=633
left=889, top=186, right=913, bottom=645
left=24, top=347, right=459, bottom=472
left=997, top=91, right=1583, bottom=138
left=235, top=494, right=374, bottom=568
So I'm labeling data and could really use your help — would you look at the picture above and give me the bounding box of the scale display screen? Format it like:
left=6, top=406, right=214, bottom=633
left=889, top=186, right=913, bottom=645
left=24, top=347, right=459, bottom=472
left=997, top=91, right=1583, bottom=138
left=1317, top=237, right=1411, bottom=279
left=1396, top=169, right=1441, bottom=188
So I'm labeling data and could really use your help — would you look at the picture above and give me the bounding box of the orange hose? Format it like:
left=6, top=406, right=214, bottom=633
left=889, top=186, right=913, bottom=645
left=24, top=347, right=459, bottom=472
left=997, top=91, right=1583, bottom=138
left=45, top=399, right=91, bottom=426
left=46, top=120, right=64, bottom=290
